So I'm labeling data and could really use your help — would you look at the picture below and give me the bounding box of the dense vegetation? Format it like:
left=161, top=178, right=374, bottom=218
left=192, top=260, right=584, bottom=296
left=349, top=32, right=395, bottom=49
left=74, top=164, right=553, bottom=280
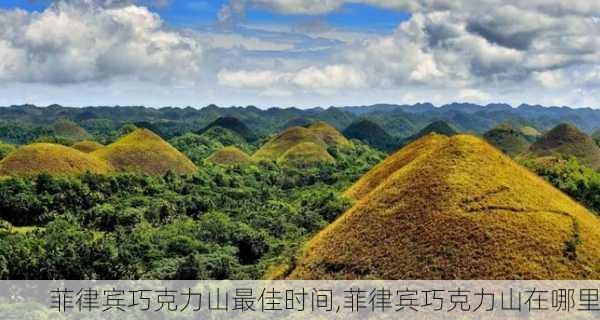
left=0, top=142, right=384, bottom=279
left=522, top=157, right=600, bottom=214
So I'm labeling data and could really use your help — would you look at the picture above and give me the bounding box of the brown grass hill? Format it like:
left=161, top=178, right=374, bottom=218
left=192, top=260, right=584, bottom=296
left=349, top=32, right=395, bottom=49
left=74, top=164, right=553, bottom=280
left=0, top=143, right=112, bottom=177
left=52, top=119, right=90, bottom=140
left=284, top=134, right=600, bottom=280
left=205, top=146, right=253, bottom=166
left=71, top=140, right=104, bottom=153
left=277, top=142, right=335, bottom=167
left=530, top=123, right=600, bottom=169
left=251, top=126, right=327, bottom=162
left=307, top=122, right=351, bottom=147
left=483, top=126, right=532, bottom=156
left=92, top=129, right=197, bottom=176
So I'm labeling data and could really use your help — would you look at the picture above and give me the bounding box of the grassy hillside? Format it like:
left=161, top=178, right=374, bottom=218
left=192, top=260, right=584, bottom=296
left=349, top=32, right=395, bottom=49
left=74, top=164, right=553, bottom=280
left=277, top=142, right=335, bottom=167
left=0, top=143, right=112, bottom=176
left=0, top=142, right=15, bottom=161
left=285, top=135, right=600, bottom=279
left=252, top=126, right=326, bottom=162
left=52, top=119, right=90, bottom=140
left=530, top=123, right=600, bottom=169
left=308, top=122, right=351, bottom=147
left=93, top=129, right=197, bottom=175
left=484, top=126, right=531, bottom=156
left=71, top=140, right=104, bottom=153
left=402, top=120, right=458, bottom=145
left=205, top=146, right=253, bottom=166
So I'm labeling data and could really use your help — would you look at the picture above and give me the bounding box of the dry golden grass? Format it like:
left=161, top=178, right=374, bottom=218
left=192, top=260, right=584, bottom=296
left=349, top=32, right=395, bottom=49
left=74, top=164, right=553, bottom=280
left=252, top=123, right=349, bottom=163
left=284, top=134, right=600, bottom=280
left=205, top=146, right=253, bottom=166
left=308, top=122, right=351, bottom=147
left=252, top=126, right=327, bottom=162
left=530, top=123, right=600, bottom=169
left=71, top=140, right=104, bottom=153
left=0, top=143, right=112, bottom=177
left=92, top=129, right=197, bottom=176
left=344, top=134, right=449, bottom=201
left=277, top=142, right=335, bottom=167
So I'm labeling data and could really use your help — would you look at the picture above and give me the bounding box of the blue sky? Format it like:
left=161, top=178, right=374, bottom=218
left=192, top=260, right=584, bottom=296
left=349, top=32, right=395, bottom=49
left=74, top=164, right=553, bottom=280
left=0, top=0, right=410, bottom=33
left=0, top=1, right=598, bottom=108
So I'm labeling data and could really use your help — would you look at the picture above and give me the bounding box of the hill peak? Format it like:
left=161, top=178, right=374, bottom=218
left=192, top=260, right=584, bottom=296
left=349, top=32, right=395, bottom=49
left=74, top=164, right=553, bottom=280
left=308, top=122, right=351, bottom=147
left=286, top=134, right=600, bottom=279
left=199, top=117, right=255, bottom=141
left=206, top=146, right=252, bottom=166
left=0, top=143, right=112, bottom=177
left=530, top=123, right=600, bottom=169
left=92, top=128, right=197, bottom=175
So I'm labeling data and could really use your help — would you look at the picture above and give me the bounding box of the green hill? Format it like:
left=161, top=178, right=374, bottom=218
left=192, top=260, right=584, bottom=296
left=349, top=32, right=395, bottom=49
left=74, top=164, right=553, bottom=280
left=52, top=119, right=90, bottom=140
left=402, top=120, right=458, bottom=145
left=343, top=120, right=397, bottom=152
left=92, top=129, right=197, bottom=175
left=205, top=146, right=253, bottom=166
left=71, top=140, right=104, bottom=153
left=198, top=117, right=256, bottom=141
left=0, top=143, right=112, bottom=176
left=284, top=135, right=600, bottom=279
left=593, top=128, right=600, bottom=145
left=483, top=126, right=531, bottom=156
left=530, top=123, right=600, bottom=169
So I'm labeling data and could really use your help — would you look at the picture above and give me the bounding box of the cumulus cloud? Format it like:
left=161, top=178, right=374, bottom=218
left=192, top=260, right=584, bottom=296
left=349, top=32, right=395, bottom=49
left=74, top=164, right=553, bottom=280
left=218, top=65, right=367, bottom=94
left=0, top=1, right=202, bottom=84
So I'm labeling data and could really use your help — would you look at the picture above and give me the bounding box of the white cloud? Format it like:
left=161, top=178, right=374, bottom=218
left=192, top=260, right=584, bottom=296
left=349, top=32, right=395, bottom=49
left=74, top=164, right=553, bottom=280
left=218, top=64, right=366, bottom=95
left=0, top=2, right=203, bottom=84
left=532, top=70, right=566, bottom=88
left=458, top=88, right=491, bottom=102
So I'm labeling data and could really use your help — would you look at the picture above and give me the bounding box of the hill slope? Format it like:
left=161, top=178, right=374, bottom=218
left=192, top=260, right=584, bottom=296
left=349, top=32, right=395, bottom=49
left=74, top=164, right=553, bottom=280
left=308, top=122, right=351, bottom=147
left=93, top=129, right=197, bottom=175
left=287, top=135, right=600, bottom=279
left=530, top=124, right=600, bottom=169
left=484, top=126, right=531, bottom=156
left=52, top=119, right=90, bottom=140
left=71, top=140, right=104, bottom=153
left=252, top=126, right=326, bottom=162
left=198, top=117, right=256, bottom=141
left=277, top=142, right=335, bottom=167
left=343, top=120, right=397, bottom=152
left=0, top=143, right=111, bottom=176
left=402, top=120, right=458, bottom=146
left=206, top=146, right=253, bottom=166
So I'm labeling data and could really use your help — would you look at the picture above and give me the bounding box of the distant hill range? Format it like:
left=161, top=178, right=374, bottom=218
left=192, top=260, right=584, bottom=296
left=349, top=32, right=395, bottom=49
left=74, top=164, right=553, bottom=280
left=2, top=103, right=600, bottom=145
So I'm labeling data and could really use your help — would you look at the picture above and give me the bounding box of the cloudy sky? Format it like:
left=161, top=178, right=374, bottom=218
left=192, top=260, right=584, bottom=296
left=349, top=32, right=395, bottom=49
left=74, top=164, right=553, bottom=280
left=0, top=0, right=599, bottom=108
